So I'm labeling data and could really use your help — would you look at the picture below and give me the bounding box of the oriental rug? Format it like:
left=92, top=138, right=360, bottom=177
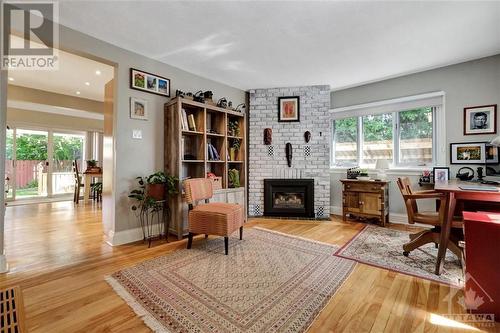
left=106, top=227, right=355, bottom=333
left=336, top=225, right=463, bottom=286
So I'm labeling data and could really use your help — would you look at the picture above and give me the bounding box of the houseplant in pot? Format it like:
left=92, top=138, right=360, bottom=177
left=228, top=119, right=240, bottom=137
left=229, top=139, right=241, bottom=162
left=228, top=168, right=240, bottom=188
left=146, top=171, right=178, bottom=201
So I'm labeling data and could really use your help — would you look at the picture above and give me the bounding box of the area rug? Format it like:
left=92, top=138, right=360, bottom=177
left=335, top=225, right=463, bottom=286
left=106, top=227, right=356, bottom=333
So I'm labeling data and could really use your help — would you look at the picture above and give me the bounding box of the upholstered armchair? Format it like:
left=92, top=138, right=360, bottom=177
left=184, top=178, right=244, bottom=255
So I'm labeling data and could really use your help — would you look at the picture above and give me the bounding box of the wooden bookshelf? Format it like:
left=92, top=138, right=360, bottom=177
left=164, top=97, right=247, bottom=239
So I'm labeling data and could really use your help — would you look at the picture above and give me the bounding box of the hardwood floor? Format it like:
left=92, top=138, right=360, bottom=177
left=0, top=202, right=497, bottom=332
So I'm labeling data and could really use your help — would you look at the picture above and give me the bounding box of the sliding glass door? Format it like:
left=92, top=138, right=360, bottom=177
left=52, top=132, right=85, bottom=195
left=4, top=127, right=86, bottom=201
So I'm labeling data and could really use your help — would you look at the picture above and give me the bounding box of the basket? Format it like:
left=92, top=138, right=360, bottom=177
left=209, top=176, right=222, bottom=190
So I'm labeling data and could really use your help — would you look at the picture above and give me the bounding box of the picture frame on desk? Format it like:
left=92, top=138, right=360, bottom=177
left=433, top=167, right=450, bottom=183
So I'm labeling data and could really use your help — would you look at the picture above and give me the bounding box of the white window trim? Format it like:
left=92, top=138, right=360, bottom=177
left=330, top=91, right=446, bottom=169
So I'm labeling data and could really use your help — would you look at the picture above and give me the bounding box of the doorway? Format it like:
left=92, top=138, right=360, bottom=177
left=5, top=127, right=85, bottom=201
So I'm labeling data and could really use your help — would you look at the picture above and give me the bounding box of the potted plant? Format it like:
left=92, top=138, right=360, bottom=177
left=228, top=168, right=240, bottom=188
left=128, top=177, right=157, bottom=212
left=145, top=171, right=178, bottom=201
left=129, top=173, right=178, bottom=209
left=229, top=139, right=241, bottom=161
left=87, top=159, right=97, bottom=168
left=228, top=119, right=240, bottom=137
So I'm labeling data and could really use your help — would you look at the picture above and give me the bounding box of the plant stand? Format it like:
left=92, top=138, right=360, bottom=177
left=139, top=200, right=169, bottom=247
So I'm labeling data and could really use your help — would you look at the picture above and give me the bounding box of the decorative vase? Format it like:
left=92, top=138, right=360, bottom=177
left=229, top=148, right=236, bottom=161
left=147, top=184, right=165, bottom=201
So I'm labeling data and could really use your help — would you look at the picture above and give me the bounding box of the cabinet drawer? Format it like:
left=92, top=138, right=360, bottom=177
left=344, top=183, right=383, bottom=193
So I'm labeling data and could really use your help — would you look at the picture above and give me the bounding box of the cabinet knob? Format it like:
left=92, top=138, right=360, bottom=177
left=372, top=187, right=380, bottom=190
left=346, top=185, right=351, bottom=189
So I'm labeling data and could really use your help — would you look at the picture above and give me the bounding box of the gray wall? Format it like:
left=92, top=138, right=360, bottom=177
left=330, top=54, right=500, bottom=217
left=248, top=85, right=331, bottom=218
left=1, top=23, right=246, bottom=241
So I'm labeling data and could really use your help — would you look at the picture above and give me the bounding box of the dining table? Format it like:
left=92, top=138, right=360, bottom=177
left=433, top=179, right=500, bottom=275
left=83, top=171, right=102, bottom=203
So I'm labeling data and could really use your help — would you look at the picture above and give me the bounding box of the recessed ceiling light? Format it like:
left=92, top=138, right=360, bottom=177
left=85, top=82, right=90, bottom=86
left=95, top=70, right=101, bottom=75
left=76, top=91, right=81, bottom=95
left=8, top=77, right=14, bottom=81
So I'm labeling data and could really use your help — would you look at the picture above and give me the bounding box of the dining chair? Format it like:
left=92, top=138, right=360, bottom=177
left=397, top=177, right=463, bottom=260
left=72, top=160, right=84, bottom=204
left=184, top=178, right=244, bottom=255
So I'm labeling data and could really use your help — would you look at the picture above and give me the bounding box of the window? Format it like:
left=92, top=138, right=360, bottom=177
left=332, top=107, right=437, bottom=168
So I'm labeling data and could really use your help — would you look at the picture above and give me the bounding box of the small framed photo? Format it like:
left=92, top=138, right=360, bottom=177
left=130, top=68, right=170, bottom=97
left=433, top=167, right=450, bottom=183
left=278, top=96, right=300, bottom=122
left=450, top=142, right=486, bottom=164
left=130, top=97, right=148, bottom=120
left=463, top=104, right=497, bottom=135
left=486, top=144, right=499, bottom=164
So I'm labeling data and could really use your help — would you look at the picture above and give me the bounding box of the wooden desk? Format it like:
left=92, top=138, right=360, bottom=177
left=434, top=180, right=500, bottom=275
left=83, top=172, right=102, bottom=203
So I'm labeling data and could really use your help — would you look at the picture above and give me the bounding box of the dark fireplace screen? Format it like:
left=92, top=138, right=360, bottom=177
left=264, top=179, right=314, bottom=218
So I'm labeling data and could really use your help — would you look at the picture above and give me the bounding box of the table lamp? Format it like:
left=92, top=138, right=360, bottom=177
left=375, top=159, right=390, bottom=180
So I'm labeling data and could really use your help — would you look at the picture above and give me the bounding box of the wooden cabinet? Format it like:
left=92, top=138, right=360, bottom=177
left=340, top=179, right=389, bottom=226
left=164, top=97, right=247, bottom=239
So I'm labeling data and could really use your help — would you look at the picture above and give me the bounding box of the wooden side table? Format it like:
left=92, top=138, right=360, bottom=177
left=340, top=179, right=390, bottom=226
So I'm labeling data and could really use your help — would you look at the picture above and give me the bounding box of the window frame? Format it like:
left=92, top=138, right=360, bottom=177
left=331, top=101, right=444, bottom=169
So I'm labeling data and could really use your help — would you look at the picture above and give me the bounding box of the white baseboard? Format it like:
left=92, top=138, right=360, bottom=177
left=330, top=205, right=409, bottom=225
left=106, top=224, right=163, bottom=246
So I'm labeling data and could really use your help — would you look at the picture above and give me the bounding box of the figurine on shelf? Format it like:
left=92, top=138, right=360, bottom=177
left=217, top=98, right=228, bottom=108
left=193, top=90, right=205, bottom=103
left=234, top=103, right=246, bottom=113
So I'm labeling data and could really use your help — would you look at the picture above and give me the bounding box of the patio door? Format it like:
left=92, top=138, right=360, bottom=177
left=5, top=127, right=85, bottom=201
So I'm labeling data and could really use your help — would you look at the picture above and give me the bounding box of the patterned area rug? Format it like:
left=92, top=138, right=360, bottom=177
left=106, top=227, right=356, bottom=333
left=336, top=225, right=463, bottom=286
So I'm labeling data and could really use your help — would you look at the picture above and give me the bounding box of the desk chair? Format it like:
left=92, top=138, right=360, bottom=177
left=397, top=177, right=463, bottom=259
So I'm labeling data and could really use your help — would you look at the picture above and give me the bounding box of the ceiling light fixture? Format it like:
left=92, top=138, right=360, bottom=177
left=76, top=91, right=81, bottom=95
left=85, top=82, right=90, bottom=86
left=95, top=70, right=101, bottom=75
left=8, top=77, right=14, bottom=81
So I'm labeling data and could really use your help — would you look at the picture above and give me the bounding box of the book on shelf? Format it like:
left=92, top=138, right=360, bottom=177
left=207, top=143, right=220, bottom=161
left=181, top=109, right=189, bottom=131
left=187, top=114, right=197, bottom=131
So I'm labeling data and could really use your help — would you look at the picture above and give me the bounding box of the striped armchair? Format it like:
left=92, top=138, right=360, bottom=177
left=184, top=178, right=244, bottom=255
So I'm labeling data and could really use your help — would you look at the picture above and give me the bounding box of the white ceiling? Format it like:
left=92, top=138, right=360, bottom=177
left=8, top=36, right=114, bottom=101
left=56, top=1, right=500, bottom=91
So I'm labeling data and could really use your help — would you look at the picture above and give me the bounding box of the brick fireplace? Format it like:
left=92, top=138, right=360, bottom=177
left=248, top=85, right=331, bottom=218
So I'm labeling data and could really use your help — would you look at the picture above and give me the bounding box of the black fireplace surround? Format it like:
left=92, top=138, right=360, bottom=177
left=264, top=179, right=314, bottom=218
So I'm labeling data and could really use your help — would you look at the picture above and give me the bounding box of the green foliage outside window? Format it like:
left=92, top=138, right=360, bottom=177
left=6, top=133, right=83, bottom=161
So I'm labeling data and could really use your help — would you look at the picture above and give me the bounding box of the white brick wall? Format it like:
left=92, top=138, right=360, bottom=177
left=248, top=85, right=331, bottom=218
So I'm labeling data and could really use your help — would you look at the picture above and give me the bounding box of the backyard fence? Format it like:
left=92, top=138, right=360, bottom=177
left=5, top=160, right=43, bottom=188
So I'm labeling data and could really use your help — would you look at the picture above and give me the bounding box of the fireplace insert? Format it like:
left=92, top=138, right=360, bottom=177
left=264, top=179, right=314, bottom=218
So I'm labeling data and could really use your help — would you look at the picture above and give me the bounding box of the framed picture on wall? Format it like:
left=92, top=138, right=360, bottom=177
left=130, top=68, right=170, bottom=97
left=278, top=96, right=300, bottom=122
left=463, top=104, right=497, bottom=135
left=433, top=167, right=450, bottom=183
left=450, top=142, right=486, bottom=164
left=130, top=97, right=148, bottom=120
left=486, top=144, right=500, bottom=164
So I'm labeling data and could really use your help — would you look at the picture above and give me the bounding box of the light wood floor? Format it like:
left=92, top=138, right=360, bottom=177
left=1, top=202, right=497, bottom=332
